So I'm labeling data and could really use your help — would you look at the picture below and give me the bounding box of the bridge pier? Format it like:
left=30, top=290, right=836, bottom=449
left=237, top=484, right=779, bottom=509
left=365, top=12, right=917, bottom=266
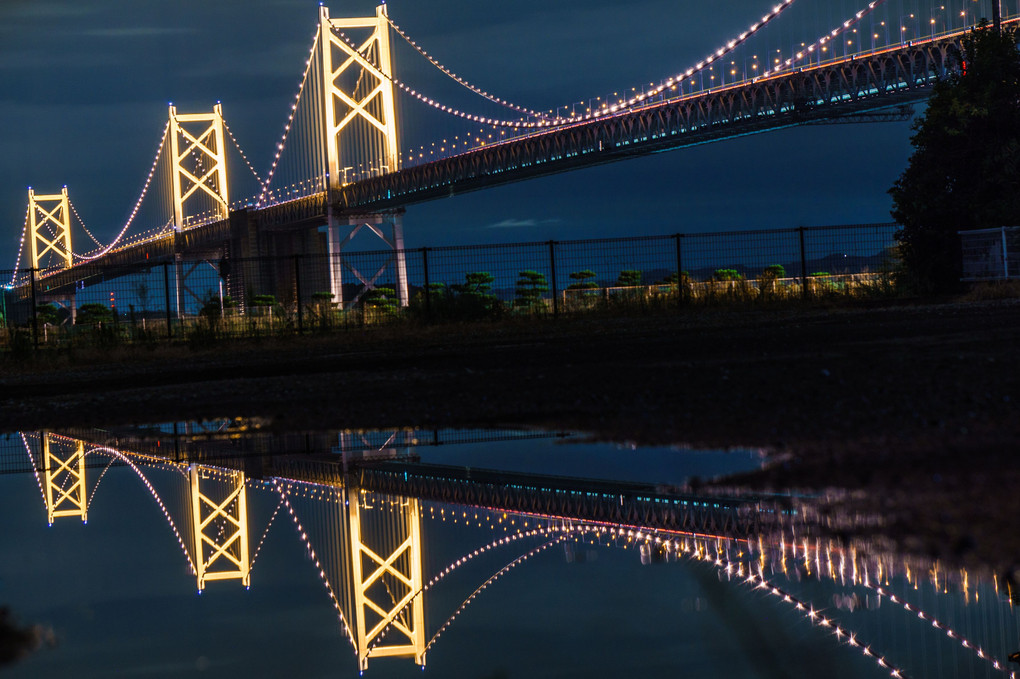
left=321, top=210, right=408, bottom=309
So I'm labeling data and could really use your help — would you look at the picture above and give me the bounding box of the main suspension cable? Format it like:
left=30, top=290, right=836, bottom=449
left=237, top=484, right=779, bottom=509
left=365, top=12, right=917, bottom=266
left=78, top=122, right=170, bottom=261
left=7, top=203, right=30, bottom=286
left=257, top=26, right=321, bottom=207
left=385, top=15, right=550, bottom=120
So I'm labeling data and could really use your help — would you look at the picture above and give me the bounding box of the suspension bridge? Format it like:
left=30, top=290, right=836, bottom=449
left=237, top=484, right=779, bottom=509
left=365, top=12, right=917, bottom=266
left=6, top=426, right=1019, bottom=677
left=5, top=0, right=1016, bottom=317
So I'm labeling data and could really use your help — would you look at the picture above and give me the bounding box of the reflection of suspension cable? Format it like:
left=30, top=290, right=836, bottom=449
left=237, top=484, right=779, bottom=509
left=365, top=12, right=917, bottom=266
left=385, top=15, right=550, bottom=120
left=86, top=454, right=117, bottom=511
left=20, top=433, right=47, bottom=508
left=258, top=27, right=321, bottom=207
left=249, top=495, right=285, bottom=571
left=872, top=584, right=1010, bottom=673
left=767, top=536, right=1009, bottom=673
left=695, top=548, right=907, bottom=679
left=84, top=444, right=196, bottom=575
left=425, top=532, right=572, bottom=652
left=274, top=481, right=360, bottom=656
left=368, top=525, right=558, bottom=652
left=78, top=123, right=170, bottom=262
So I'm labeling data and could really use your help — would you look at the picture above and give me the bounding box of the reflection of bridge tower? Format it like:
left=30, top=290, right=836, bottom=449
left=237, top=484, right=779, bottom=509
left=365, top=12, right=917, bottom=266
left=28, top=188, right=72, bottom=270
left=189, top=464, right=250, bottom=591
left=343, top=487, right=425, bottom=670
left=169, top=104, right=230, bottom=231
left=42, top=432, right=86, bottom=525
left=319, top=4, right=408, bottom=309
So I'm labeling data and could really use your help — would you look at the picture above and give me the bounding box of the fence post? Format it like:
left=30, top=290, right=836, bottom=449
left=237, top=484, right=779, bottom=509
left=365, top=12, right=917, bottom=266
left=421, top=247, right=431, bottom=321
left=163, top=261, right=173, bottom=339
left=548, top=240, right=559, bottom=318
left=29, top=268, right=38, bottom=350
left=674, top=233, right=684, bottom=308
left=1003, top=227, right=1010, bottom=280
left=798, top=227, right=809, bottom=299
left=294, top=254, right=303, bottom=334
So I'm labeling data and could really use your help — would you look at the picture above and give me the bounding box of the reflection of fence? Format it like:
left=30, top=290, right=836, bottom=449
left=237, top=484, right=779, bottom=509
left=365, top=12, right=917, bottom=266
left=0, top=223, right=897, bottom=350
left=960, top=226, right=1020, bottom=281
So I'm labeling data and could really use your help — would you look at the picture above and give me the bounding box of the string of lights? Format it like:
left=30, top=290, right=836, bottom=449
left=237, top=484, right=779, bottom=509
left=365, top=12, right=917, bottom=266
left=384, top=15, right=550, bottom=120
left=657, top=535, right=908, bottom=679
left=67, top=199, right=104, bottom=249
left=872, top=584, right=1011, bottom=673
left=19, top=432, right=47, bottom=509
left=367, top=523, right=557, bottom=651
left=85, top=454, right=117, bottom=511
left=7, top=205, right=30, bottom=286
left=222, top=117, right=266, bottom=189
left=257, top=26, right=321, bottom=207
left=770, top=0, right=886, bottom=75
left=249, top=495, right=285, bottom=571
left=368, top=0, right=802, bottom=133
left=274, top=480, right=360, bottom=654
left=328, top=27, right=540, bottom=130
left=86, top=445, right=196, bottom=575
left=424, top=533, right=572, bottom=652
left=767, top=532, right=1012, bottom=675
left=602, top=0, right=798, bottom=114
left=77, top=123, right=171, bottom=262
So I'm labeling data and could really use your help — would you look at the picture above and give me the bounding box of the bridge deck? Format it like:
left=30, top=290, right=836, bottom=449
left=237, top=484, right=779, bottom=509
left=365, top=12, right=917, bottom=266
left=12, top=28, right=978, bottom=289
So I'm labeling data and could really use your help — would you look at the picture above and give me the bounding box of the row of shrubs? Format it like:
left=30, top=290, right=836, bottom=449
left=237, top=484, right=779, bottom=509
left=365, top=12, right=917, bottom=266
left=0, top=265, right=896, bottom=353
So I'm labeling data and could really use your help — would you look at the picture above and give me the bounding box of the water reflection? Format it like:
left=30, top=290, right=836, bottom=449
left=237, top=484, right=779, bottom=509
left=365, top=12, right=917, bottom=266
left=0, top=426, right=1017, bottom=678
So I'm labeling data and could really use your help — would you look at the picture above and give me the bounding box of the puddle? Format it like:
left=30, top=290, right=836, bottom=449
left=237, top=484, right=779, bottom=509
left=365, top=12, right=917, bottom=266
left=0, top=425, right=1016, bottom=678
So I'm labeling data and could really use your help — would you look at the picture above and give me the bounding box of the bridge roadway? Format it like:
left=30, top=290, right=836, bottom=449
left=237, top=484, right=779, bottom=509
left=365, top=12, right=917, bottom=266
left=6, top=427, right=792, bottom=538
left=260, top=456, right=792, bottom=538
left=22, top=30, right=972, bottom=297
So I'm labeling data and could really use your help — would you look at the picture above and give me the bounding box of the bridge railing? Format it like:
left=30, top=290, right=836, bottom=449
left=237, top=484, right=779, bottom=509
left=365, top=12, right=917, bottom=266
left=0, top=222, right=898, bottom=351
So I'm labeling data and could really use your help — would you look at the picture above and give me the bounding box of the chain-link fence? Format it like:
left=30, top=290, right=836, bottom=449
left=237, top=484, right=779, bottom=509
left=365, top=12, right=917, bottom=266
left=0, top=223, right=898, bottom=351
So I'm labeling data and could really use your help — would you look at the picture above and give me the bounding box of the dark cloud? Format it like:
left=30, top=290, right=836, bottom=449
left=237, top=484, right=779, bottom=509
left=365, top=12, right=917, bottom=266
left=2, top=0, right=911, bottom=264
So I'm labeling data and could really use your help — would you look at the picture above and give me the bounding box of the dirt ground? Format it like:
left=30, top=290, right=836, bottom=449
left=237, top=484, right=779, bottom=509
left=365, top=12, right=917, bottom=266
left=2, top=298, right=1018, bottom=571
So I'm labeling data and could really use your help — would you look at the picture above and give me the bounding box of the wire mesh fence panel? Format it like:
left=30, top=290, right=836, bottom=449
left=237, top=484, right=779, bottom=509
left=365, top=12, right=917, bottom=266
left=553, top=235, right=677, bottom=313
left=681, top=228, right=802, bottom=281
left=1009, top=227, right=1020, bottom=279
left=960, top=227, right=1020, bottom=281
left=0, top=223, right=909, bottom=351
left=424, top=241, right=554, bottom=318
left=802, top=224, right=899, bottom=275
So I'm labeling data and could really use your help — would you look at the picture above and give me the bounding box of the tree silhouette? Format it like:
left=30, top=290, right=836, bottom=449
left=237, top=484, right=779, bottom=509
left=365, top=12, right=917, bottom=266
left=616, top=269, right=642, bottom=287
left=890, top=22, right=1020, bottom=292
left=514, top=270, right=549, bottom=309
left=567, top=269, right=597, bottom=290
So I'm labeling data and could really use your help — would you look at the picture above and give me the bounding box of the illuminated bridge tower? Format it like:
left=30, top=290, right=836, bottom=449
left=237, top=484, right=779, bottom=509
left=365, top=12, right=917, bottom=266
left=169, top=104, right=230, bottom=231
left=28, top=188, right=72, bottom=270
left=189, top=464, right=250, bottom=591
left=319, top=4, right=409, bottom=309
left=344, top=486, right=426, bottom=670
left=42, top=433, right=87, bottom=525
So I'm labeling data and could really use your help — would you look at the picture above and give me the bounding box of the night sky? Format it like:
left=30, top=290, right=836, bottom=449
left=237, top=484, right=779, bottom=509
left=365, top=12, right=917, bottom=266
left=0, top=0, right=917, bottom=266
